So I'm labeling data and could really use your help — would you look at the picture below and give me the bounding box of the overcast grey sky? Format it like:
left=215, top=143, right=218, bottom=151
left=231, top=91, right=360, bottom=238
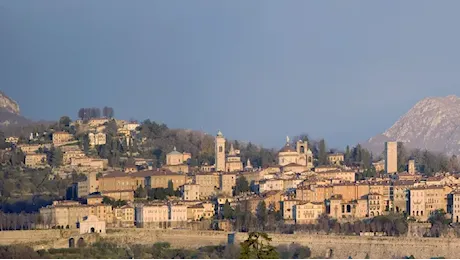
left=1, top=0, right=460, bottom=149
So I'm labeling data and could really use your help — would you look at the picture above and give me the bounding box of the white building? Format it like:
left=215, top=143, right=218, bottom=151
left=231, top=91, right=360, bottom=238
left=79, top=215, right=106, bottom=234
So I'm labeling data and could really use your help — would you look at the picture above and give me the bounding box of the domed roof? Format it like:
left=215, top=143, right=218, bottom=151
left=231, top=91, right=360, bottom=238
left=168, top=146, right=182, bottom=155
left=217, top=130, right=223, bottom=137
left=279, top=144, right=296, bottom=153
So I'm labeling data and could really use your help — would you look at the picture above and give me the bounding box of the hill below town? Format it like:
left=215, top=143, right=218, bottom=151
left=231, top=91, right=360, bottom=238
left=363, top=95, right=460, bottom=156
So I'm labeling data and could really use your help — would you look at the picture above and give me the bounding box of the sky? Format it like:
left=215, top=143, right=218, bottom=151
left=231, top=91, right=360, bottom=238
left=2, top=0, right=460, bottom=149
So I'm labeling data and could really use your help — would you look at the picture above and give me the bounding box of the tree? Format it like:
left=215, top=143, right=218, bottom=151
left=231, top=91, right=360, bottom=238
left=234, top=176, right=250, bottom=195
left=135, top=186, right=147, bottom=199
left=397, top=142, right=409, bottom=172
left=240, top=232, right=279, bottom=259
left=0, top=245, right=40, bottom=259
left=344, top=145, right=351, bottom=165
left=0, top=131, right=7, bottom=149
left=103, top=106, right=115, bottom=118
left=58, top=116, right=71, bottom=130
left=46, top=146, right=62, bottom=167
left=318, top=139, right=327, bottom=165
left=256, top=201, right=267, bottom=230
left=166, top=180, right=174, bottom=197
left=223, top=200, right=234, bottom=220
left=78, top=108, right=85, bottom=120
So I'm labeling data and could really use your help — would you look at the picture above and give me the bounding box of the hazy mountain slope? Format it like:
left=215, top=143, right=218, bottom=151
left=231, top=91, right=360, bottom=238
left=363, top=95, right=460, bottom=155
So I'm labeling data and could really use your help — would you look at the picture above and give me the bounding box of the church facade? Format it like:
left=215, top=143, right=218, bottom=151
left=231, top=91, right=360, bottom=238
left=278, top=137, right=313, bottom=169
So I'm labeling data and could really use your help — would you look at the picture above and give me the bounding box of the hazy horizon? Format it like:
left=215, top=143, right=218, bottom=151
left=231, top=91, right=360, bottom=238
left=2, top=1, right=460, bottom=149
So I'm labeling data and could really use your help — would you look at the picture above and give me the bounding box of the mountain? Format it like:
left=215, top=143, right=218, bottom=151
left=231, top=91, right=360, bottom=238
left=0, top=91, right=33, bottom=130
left=0, top=91, right=20, bottom=115
left=363, top=95, right=460, bottom=156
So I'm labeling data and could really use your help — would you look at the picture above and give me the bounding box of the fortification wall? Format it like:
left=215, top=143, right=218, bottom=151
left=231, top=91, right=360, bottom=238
left=1, top=229, right=459, bottom=259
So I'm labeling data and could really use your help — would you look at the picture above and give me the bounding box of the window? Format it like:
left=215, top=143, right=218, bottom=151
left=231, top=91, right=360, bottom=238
left=219, top=146, right=223, bottom=153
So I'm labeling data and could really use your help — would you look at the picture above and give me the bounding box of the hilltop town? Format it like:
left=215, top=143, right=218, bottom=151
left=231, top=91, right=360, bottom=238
left=0, top=105, right=459, bottom=244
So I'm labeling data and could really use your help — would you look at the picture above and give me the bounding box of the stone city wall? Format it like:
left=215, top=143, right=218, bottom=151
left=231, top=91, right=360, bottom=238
left=1, top=228, right=459, bottom=259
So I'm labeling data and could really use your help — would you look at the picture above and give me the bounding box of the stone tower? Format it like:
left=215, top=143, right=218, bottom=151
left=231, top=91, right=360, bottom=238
left=408, top=159, right=415, bottom=174
left=215, top=130, right=226, bottom=172
left=385, top=141, right=398, bottom=174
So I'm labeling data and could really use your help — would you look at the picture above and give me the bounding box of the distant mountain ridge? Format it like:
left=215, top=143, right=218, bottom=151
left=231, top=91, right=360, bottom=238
left=363, top=95, right=460, bottom=155
left=0, top=91, right=34, bottom=131
left=0, top=91, right=20, bottom=115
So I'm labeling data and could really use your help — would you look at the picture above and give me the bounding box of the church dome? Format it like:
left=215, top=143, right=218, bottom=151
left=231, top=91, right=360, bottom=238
left=279, top=144, right=296, bottom=153
left=167, top=146, right=182, bottom=155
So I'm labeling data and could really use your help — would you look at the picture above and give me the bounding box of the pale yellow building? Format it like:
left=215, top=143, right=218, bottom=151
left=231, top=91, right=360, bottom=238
left=182, top=184, right=200, bottom=201
left=5, top=136, right=19, bottom=144
left=71, top=157, right=108, bottom=171
left=63, top=150, right=86, bottom=165
left=409, top=186, right=452, bottom=221
left=88, top=118, right=109, bottom=127
left=329, top=195, right=369, bottom=220
left=220, top=173, right=236, bottom=196
left=278, top=137, right=313, bottom=169
left=88, top=132, right=107, bottom=146
left=52, top=131, right=73, bottom=146
left=25, top=153, right=47, bottom=168
left=294, top=202, right=325, bottom=224
left=368, top=193, right=384, bottom=217
left=451, top=191, right=460, bottom=223
left=114, top=205, right=134, bottom=227
left=314, top=166, right=341, bottom=173
left=385, top=141, right=398, bottom=174
left=373, top=160, right=385, bottom=172
left=259, top=179, right=284, bottom=193
left=135, top=204, right=169, bottom=228
left=327, top=153, right=344, bottom=165
left=123, top=123, right=140, bottom=131
left=18, top=144, right=43, bottom=154
left=187, top=204, right=206, bottom=221
left=135, top=203, right=187, bottom=228
left=318, top=170, right=356, bottom=182
left=281, top=199, right=300, bottom=220
left=39, top=200, right=114, bottom=229
left=195, top=173, right=220, bottom=198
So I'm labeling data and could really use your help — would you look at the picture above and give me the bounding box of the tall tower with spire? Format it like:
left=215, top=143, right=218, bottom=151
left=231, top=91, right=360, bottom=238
left=215, top=130, right=226, bottom=172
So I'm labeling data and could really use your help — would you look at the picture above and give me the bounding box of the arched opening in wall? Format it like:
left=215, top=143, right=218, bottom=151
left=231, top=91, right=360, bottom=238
left=346, top=205, right=351, bottom=213
left=300, top=146, right=305, bottom=154
left=90, top=227, right=95, bottom=233
left=219, top=146, right=223, bottom=153
left=77, top=237, right=86, bottom=248
left=308, top=157, right=312, bottom=163
left=68, top=238, right=75, bottom=248
left=396, top=207, right=400, bottom=213
left=457, top=216, right=459, bottom=223
left=370, top=211, right=374, bottom=217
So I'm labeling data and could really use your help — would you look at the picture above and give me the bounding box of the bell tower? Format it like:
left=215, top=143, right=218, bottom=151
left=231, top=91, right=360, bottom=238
left=215, top=130, right=226, bottom=172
